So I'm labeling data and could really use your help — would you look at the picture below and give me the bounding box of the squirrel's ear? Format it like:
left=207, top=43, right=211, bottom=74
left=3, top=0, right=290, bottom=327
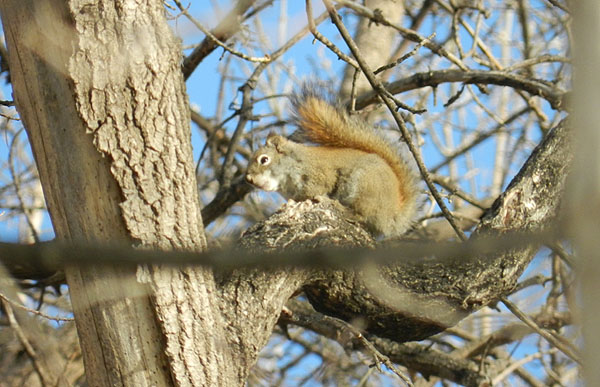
left=266, top=133, right=286, bottom=150
left=266, top=132, right=278, bottom=143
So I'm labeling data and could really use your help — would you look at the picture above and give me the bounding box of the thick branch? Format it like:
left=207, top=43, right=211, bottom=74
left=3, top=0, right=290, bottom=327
left=216, top=198, right=374, bottom=381
left=281, top=299, right=491, bottom=387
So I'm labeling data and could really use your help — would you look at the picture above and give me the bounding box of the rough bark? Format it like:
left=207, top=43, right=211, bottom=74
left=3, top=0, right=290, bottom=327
left=0, top=1, right=172, bottom=385
left=1, top=2, right=336, bottom=385
left=217, top=199, right=373, bottom=381
left=64, top=2, right=233, bottom=385
left=0, top=1, right=230, bottom=385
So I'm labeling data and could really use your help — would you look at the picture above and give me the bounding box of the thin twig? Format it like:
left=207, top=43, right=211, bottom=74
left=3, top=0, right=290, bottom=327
left=337, top=318, right=414, bottom=386
left=503, top=55, right=570, bottom=72
left=3, top=301, right=53, bottom=386
left=306, top=0, right=358, bottom=69
left=431, top=174, right=488, bottom=210
left=7, top=129, right=40, bottom=243
left=492, top=348, right=558, bottom=385
left=0, top=291, right=75, bottom=322
left=56, top=347, right=82, bottom=387
left=381, top=88, right=426, bottom=114
left=181, top=0, right=257, bottom=79
left=323, top=0, right=468, bottom=241
left=384, top=0, right=434, bottom=80
left=334, top=0, right=470, bottom=71
left=548, top=241, right=575, bottom=268
left=373, top=33, right=436, bottom=75
left=349, top=67, right=360, bottom=112
left=434, top=0, right=551, bottom=124
left=501, top=297, right=581, bottom=364
left=219, top=85, right=255, bottom=188
left=0, top=112, right=19, bottom=120
left=174, top=0, right=271, bottom=63
left=544, top=0, right=570, bottom=13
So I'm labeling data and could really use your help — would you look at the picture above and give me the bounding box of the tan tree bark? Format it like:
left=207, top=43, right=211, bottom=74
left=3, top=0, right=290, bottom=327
left=571, top=1, right=600, bottom=385
left=0, top=0, right=224, bottom=385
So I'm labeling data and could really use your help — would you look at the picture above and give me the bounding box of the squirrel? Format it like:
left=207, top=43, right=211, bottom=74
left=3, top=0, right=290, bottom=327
left=245, top=88, right=418, bottom=237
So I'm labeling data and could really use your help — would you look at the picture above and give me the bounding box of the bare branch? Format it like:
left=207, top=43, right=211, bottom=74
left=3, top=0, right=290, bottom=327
left=174, top=0, right=271, bottom=64
left=181, top=0, right=259, bottom=79
left=501, top=297, right=581, bottom=364
left=354, top=70, right=567, bottom=111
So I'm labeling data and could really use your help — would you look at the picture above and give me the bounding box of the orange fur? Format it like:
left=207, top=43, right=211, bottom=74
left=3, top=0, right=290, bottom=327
left=293, top=94, right=417, bottom=211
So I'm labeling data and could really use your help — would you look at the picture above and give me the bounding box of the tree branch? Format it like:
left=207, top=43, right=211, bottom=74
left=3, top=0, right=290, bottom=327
left=181, top=0, right=258, bottom=80
left=354, top=69, right=568, bottom=111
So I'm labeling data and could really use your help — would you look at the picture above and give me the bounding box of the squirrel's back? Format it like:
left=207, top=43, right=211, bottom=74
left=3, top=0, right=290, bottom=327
left=291, top=88, right=418, bottom=220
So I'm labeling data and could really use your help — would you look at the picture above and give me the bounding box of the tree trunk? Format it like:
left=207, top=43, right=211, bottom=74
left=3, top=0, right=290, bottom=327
left=572, top=1, right=600, bottom=385
left=339, top=0, right=404, bottom=99
left=0, top=1, right=228, bottom=385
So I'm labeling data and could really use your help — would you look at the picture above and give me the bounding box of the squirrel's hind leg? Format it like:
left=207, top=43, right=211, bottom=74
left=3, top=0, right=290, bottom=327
left=331, top=155, right=401, bottom=237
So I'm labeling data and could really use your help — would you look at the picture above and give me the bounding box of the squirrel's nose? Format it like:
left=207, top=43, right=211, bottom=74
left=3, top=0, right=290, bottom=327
left=245, top=174, right=254, bottom=185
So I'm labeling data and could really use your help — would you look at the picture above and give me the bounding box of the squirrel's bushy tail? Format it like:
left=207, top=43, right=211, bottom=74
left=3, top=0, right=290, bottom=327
left=291, top=87, right=418, bottom=212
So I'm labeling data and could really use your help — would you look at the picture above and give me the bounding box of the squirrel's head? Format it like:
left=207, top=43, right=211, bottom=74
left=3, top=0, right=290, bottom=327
left=245, top=134, right=289, bottom=191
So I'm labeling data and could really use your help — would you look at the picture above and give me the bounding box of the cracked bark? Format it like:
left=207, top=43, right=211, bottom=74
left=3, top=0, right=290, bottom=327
left=1, top=2, right=340, bottom=385
left=66, top=4, right=231, bottom=384
left=1, top=1, right=230, bottom=385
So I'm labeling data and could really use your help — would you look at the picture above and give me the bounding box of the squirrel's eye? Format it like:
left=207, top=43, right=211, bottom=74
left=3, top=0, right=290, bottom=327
left=258, top=155, right=270, bottom=165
